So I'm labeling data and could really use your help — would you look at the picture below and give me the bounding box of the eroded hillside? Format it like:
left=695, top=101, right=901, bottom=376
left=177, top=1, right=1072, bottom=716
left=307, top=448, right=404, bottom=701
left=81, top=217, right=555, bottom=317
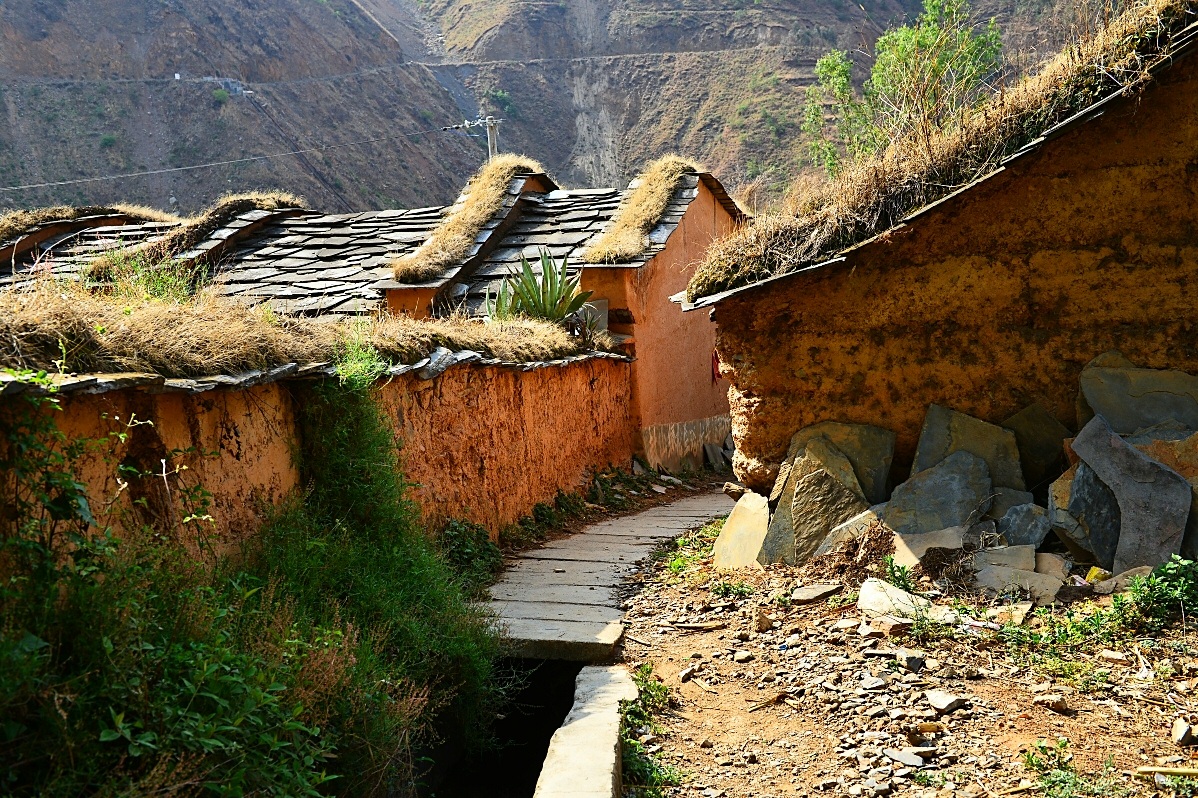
left=0, top=0, right=488, bottom=214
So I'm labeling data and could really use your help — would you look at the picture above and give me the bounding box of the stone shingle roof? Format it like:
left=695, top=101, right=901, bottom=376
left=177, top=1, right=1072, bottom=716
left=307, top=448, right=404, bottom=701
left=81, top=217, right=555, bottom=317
left=0, top=171, right=741, bottom=317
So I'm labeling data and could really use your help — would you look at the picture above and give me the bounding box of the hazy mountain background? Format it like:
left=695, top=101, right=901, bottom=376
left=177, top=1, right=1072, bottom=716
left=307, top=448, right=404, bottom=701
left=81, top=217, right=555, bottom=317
left=0, top=0, right=1073, bottom=214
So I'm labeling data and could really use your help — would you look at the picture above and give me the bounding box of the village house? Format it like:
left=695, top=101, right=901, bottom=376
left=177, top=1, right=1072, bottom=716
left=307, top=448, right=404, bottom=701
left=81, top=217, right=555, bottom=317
left=0, top=156, right=744, bottom=471
left=680, top=14, right=1198, bottom=496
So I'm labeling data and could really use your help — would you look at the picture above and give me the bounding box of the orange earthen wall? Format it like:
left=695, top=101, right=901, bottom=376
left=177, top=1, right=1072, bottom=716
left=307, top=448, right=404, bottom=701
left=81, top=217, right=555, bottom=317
left=584, top=181, right=737, bottom=469
left=29, top=358, right=632, bottom=547
left=378, top=357, right=634, bottom=532
left=714, top=55, right=1198, bottom=493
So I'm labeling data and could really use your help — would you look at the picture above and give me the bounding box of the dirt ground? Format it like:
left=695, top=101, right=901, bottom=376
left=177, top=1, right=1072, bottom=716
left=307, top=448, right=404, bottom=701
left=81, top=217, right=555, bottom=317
left=613, top=515, right=1198, bottom=798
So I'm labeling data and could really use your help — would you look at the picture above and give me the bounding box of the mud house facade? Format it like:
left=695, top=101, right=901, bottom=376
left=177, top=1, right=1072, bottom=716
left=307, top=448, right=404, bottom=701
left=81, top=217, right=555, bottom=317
left=683, top=37, right=1198, bottom=494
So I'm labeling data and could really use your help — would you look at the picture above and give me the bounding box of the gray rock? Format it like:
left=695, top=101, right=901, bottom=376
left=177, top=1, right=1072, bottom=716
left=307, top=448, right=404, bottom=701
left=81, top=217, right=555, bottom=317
left=1093, top=565, right=1155, bottom=595
left=1067, top=462, right=1120, bottom=568
left=1073, top=415, right=1193, bottom=574
left=1002, top=403, right=1073, bottom=495
left=763, top=438, right=861, bottom=563
left=857, top=578, right=958, bottom=623
left=1076, top=350, right=1137, bottom=430
left=974, top=565, right=1063, bottom=605
left=783, top=421, right=896, bottom=505
left=884, top=749, right=924, bottom=768
left=895, top=648, right=926, bottom=672
left=971, top=545, right=1037, bottom=571
left=791, top=583, right=843, bottom=604
left=1125, top=418, right=1194, bottom=445
left=882, top=451, right=993, bottom=537
left=704, top=443, right=730, bottom=471
left=815, top=506, right=885, bottom=558
left=1080, top=365, right=1198, bottom=435
left=997, top=504, right=1052, bottom=548
left=924, top=690, right=966, bottom=714
left=789, top=469, right=870, bottom=566
left=967, top=519, right=999, bottom=549
left=1048, top=466, right=1090, bottom=556
left=417, top=346, right=456, bottom=380
left=891, top=527, right=966, bottom=569
left=912, top=404, right=1026, bottom=490
left=985, top=486, right=1035, bottom=521
left=722, top=482, right=747, bottom=501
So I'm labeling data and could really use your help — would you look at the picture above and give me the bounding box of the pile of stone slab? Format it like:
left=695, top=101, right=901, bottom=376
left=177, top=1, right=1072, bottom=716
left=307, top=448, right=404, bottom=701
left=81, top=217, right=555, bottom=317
left=713, top=351, right=1198, bottom=607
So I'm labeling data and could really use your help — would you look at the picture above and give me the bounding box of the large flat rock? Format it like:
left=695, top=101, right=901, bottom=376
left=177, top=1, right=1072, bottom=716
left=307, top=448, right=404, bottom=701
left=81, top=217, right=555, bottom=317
left=1002, top=403, right=1072, bottom=495
left=713, top=492, right=769, bottom=570
left=912, top=404, right=1025, bottom=490
left=784, top=421, right=896, bottom=505
left=1067, top=461, right=1121, bottom=568
left=499, top=617, right=625, bottom=661
left=489, top=601, right=625, bottom=623
left=1080, top=366, right=1198, bottom=434
left=534, top=666, right=638, bottom=798
left=790, top=469, right=869, bottom=566
left=1073, top=415, right=1192, bottom=574
left=882, top=451, right=992, bottom=537
left=489, top=583, right=620, bottom=605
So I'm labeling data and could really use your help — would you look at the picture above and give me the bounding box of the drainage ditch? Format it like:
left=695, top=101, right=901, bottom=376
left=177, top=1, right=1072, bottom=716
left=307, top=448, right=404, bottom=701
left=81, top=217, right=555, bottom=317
left=428, top=658, right=585, bottom=797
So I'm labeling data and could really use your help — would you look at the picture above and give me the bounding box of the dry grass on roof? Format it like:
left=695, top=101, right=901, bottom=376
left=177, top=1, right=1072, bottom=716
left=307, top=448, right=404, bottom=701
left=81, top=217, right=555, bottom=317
left=141, top=191, right=307, bottom=260
left=582, top=154, right=701, bottom=264
left=391, top=154, right=545, bottom=284
left=0, top=280, right=607, bottom=378
left=687, top=0, right=1198, bottom=300
left=0, top=204, right=181, bottom=244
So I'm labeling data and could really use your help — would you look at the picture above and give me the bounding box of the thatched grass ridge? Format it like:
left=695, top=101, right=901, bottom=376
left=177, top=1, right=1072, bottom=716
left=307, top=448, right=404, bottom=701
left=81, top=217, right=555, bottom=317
left=392, top=154, right=545, bottom=284
left=687, top=0, right=1198, bottom=300
left=582, top=155, right=701, bottom=264
left=0, top=205, right=182, bottom=244
left=0, top=281, right=603, bottom=378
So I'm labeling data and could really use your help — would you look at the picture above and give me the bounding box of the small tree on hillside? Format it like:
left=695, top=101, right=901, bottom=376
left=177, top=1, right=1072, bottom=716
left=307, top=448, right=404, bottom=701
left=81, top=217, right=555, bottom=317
left=802, top=0, right=1002, bottom=177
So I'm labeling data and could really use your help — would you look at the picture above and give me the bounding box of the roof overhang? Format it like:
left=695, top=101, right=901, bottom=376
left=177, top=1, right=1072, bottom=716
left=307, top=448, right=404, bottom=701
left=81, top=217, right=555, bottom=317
left=679, top=20, right=1198, bottom=311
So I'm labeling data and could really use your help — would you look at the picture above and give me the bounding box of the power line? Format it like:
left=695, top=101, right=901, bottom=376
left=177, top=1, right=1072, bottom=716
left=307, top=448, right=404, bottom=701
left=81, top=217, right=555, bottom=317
left=0, top=128, right=443, bottom=193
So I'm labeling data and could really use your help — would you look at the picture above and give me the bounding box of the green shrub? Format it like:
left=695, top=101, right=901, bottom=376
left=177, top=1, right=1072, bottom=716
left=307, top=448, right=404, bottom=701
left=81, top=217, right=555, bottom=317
left=213, top=88, right=230, bottom=104
left=710, top=579, right=753, bottom=598
left=99, top=133, right=117, bottom=148
left=439, top=517, right=503, bottom=599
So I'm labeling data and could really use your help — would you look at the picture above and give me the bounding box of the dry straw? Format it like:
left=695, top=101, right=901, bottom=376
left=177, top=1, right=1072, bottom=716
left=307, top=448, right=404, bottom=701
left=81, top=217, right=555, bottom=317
left=687, top=0, right=1198, bottom=300
left=0, top=279, right=599, bottom=378
left=391, top=154, right=545, bottom=284
left=582, top=154, right=701, bottom=264
left=0, top=204, right=181, bottom=244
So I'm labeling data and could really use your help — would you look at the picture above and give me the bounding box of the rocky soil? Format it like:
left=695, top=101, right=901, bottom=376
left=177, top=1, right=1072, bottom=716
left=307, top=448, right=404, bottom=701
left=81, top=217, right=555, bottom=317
left=613, top=537, right=1198, bottom=798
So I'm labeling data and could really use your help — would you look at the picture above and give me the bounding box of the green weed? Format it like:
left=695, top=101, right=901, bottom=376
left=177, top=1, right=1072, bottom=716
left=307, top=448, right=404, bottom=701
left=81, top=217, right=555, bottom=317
left=439, top=517, right=503, bottom=599
left=666, top=517, right=724, bottom=576
left=620, top=664, right=683, bottom=797
left=710, top=579, right=754, bottom=599
left=1023, top=739, right=1125, bottom=798
left=882, top=554, right=916, bottom=593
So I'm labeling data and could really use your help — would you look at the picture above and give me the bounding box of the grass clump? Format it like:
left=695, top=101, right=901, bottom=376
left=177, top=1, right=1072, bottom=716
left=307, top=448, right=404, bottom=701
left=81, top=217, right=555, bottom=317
left=0, top=281, right=612, bottom=378
left=1023, top=739, right=1125, bottom=798
left=664, top=517, right=725, bottom=578
left=620, top=664, right=683, bottom=798
left=0, top=204, right=180, bottom=244
left=710, top=579, right=754, bottom=599
left=688, top=0, right=1198, bottom=300
left=583, top=155, right=700, bottom=264
left=392, top=154, right=545, bottom=284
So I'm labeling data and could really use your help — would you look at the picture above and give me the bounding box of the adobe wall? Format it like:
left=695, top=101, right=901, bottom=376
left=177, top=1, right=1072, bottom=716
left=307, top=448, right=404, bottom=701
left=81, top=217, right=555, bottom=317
left=22, top=357, right=633, bottom=548
left=613, top=180, right=737, bottom=470
left=713, top=55, right=1198, bottom=493
left=379, top=356, right=634, bottom=532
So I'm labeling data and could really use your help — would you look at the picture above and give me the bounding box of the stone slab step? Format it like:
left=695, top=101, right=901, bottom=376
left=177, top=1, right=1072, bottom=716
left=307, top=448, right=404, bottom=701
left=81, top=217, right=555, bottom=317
left=519, top=546, right=653, bottom=563
left=491, top=569, right=619, bottom=587
left=498, top=617, right=624, bottom=661
left=505, top=559, right=637, bottom=577
left=489, top=583, right=619, bottom=605
left=488, top=600, right=624, bottom=623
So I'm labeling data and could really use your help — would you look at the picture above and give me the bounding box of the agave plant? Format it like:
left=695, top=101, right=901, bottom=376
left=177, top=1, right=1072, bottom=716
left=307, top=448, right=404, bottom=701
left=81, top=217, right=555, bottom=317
left=485, top=247, right=593, bottom=323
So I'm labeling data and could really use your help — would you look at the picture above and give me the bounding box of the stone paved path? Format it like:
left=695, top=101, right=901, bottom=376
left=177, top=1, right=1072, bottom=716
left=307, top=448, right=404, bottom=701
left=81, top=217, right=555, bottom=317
left=488, top=492, right=735, bottom=660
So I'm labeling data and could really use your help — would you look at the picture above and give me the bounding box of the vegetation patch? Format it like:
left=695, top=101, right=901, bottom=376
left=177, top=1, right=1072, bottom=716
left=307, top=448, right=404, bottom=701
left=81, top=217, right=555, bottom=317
left=0, top=362, right=502, bottom=795
left=620, top=664, right=683, bottom=798
left=583, top=154, right=700, bottom=264
left=391, top=153, right=544, bottom=284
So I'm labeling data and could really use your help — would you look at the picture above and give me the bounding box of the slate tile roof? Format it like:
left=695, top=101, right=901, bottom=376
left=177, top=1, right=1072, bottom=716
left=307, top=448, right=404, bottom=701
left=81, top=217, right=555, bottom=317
left=0, top=172, right=741, bottom=318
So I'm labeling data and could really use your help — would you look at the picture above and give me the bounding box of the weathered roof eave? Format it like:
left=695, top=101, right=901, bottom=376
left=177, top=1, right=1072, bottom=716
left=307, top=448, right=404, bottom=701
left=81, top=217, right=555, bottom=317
left=680, top=20, right=1198, bottom=312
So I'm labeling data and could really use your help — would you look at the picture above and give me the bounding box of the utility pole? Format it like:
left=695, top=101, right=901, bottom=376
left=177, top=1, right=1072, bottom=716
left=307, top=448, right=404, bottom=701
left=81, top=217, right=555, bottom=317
left=485, top=116, right=499, bottom=161
left=440, top=117, right=503, bottom=161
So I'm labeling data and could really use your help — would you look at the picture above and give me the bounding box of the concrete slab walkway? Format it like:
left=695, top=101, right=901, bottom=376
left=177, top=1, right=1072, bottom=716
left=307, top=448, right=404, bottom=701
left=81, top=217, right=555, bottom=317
left=489, top=492, right=735, bottom=660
